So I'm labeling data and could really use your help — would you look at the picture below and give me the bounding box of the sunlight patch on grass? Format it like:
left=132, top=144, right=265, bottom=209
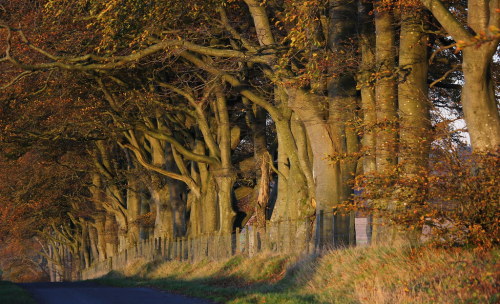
left=93, top=246, right=499, bottom=304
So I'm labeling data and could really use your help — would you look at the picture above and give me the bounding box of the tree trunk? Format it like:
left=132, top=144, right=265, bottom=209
left=374, top=0, right=398, bottom=170
left=81, top=223, right=91, bottom=269
left=399, top=6, right=431, bottom=173
left=165, top=143, right=187, bottom=237
left=373, top=0, right=398, bottom=244
left=288, top=88, right=340, bottom=212
left=358, top=0, right=377, bottom=174
left=150, top=186, right=172, bottom=237
left=245, top=100, right=269, bottom=227
left=201, top=173, right=218, bottom=232
left=48, top=244, right=56, bottom=282
left=104, top=214, right=118, bottom=257
left=126, top=176, right=141, bottom=245
left=461, top=48, right=500, bottom=151
left=328, top=0, right=360, bottom=247
left=88, top=226, right=99, bottom=263
left=215, top=87, right=237, bottom=233
left=93, top=214, right=107, bottom=261
left=271, top=114, right=313, bottom=221
left=148, top=136, right=174, bottom=237
left=421, top=0, right=500, bottom=151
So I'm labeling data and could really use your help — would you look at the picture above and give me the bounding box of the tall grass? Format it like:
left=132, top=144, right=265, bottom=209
left=94, top=245, right=499, bottom=304
left=306, top=246, right=499, bottom=303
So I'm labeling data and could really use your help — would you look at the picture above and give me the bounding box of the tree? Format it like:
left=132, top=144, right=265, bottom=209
left=421, top=0, right=500, bottom=151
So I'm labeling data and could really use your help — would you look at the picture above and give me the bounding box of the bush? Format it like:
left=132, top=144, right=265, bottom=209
left=350, top=148, right=499, bottom=248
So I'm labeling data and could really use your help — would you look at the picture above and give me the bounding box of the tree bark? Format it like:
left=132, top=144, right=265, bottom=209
left=358, top=0, right=377, bottom=173
left=328, top=0, right=360, bottom=247
left=399, top=6, right=431, bottom=173
left=372, top=0, right=398, bottom=244
left=214, top=87, right=237, bottom=233
left=374, top=0, right=398, bottom=170
left=421, top=0, right=500, bottom=151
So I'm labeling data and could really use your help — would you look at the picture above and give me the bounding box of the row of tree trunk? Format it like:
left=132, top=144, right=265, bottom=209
left=1, top=0, right=497, bottom=280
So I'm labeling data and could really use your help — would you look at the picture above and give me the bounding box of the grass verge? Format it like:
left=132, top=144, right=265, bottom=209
left=0, top=281, right=36, bottom=304
left=92, top=245, right=499, bottom=304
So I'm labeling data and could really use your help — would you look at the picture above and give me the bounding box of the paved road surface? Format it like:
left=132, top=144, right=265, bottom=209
left=20, top=282, right=214, bottom=304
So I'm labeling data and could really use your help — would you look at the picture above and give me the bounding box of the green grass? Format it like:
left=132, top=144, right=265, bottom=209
left=91, top=246, right=500, bottom=304
left=94, top=254, right=314, bottom=303
left=0, top=281, right=36, bottom=304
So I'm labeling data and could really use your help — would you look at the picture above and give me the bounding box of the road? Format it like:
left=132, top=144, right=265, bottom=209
left=20, top=282, right=214, bottom=304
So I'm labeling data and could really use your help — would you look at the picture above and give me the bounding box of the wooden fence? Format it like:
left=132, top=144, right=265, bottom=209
left=81, top=213, right=370, bottom=280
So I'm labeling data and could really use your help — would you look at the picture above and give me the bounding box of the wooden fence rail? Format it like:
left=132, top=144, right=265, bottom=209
left=82, top=213, right=370, bottom=280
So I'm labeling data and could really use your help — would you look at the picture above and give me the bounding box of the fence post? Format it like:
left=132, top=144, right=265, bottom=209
left=290, top=220, right=296, bottom=254
left=263, top=222, right=270, bottom=252
left=179, top=237, right=183, bottom=261
left=284, top=219, right=290, bottom=254
left=202, top=233, right=211, bottom=258
left=182, top=237, right=187, bottom=261
left=194, top=235, right=199, bottom=261
left=316, top=210, right=323, bottom=252
left=268, top=221, right=275, bottom=252
left=205, top=234, right=210, bottom=260
left=235, top=228, right=240, bottom=255
left=173, top=237, right=176, bottom=260
left=243, top=227, right=249, bottom=257
left=277, top=221, right=282, bottom=252
left=161, top=236, right=168, bottom=258
left=175, top=238, right=182, bottom=261
left=227, top=232, right=232, bottom=258
left=215, top=234, right=220, bottom=260
left=168, top=237, right=173, bottom=260
left=304, top=218, right=310, bottom=254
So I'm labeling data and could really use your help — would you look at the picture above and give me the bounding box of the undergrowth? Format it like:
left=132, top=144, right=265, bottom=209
left=93, top=245, right=499, bottom=304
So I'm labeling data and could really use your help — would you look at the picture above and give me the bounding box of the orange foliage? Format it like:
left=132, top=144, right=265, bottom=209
left=347, top=146, right=499, bottom=248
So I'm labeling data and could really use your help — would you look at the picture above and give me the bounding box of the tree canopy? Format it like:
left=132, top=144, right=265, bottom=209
left=0, top=0, right=498, bottom=281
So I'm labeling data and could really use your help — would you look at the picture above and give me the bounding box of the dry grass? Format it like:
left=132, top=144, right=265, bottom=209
left=123, top=252, right=291, bottom=285
left=96, top=246, right=499, bottom=304
left=306, top=245, right=499, bottom=304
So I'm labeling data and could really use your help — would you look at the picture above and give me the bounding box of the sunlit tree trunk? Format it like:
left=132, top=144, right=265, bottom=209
left=214, top=87, right=237, bottom=233
left=399, top=6, right=431, bottom=173
left=88, top=225, right=99, bottom=263
left=104, top=213, right=118, bottom=257
left=374, top=0, right=398, bottom=170
left=358, top=0, right=376, bottom=173
left=372, top=0, right=398, bottom=243
left=147, top=136, right=173, bottom=237
left=421, top=0, right=500, bottom=151
left=125, top=175, right=142, bottom=245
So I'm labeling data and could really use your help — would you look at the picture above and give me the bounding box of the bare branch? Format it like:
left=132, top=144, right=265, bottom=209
left=180, top=51, right=282, bottom=120
left=243, top=0, right=276, bottom=46
left=156, top=81, right=221, bottom=159
left=0, top=70, right=36, bottom=89
left=217, top=6, right=258, bottom=53
left=429, top=65, right=460, bottom=88
left=121, top=143, right=201, bottom=197
left=420, top=0, right=474, bottom=42
left=1, top=25, right=270, bottom=73
left=135, top=123, right=219, bottom=165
